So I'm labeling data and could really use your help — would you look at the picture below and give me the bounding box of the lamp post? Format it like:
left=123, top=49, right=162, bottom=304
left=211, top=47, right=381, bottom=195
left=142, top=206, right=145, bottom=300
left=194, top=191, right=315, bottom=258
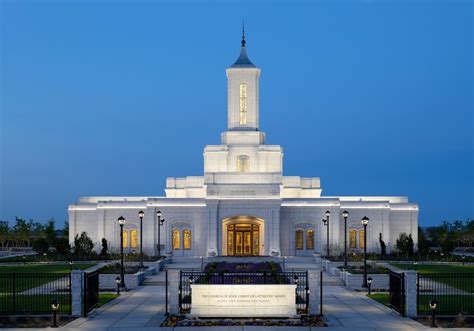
left=429, top=299, right=438, bottom=327
left=115, top=276, right=121, bottom=295
left=117, top=216, right=126, bottom=290
left=361, top=216, right=369, bottom=288
left=367, top=276, right=373, bottom=295
left=51, top=299, right=60, bottom=327
left=138, top=210, right=145, bottom=269
left=22, top=254, right=26, bottom=266
left=322, top=211, right=330, bottom=257
left=414, top=261, right=418, bottom=272
left=69, top=260, right=73, bottom=271
left=462, top=254, right=466, bottom=266
left=157, top=210, right=165, bottom=258
left=342, top=210, right=349, bottom=269
left=293, top=275, right=299, bottom=301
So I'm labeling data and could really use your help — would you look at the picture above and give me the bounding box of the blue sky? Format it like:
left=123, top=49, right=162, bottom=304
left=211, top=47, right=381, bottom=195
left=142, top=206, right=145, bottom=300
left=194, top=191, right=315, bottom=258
left=1, top=1, right=472, bottom=227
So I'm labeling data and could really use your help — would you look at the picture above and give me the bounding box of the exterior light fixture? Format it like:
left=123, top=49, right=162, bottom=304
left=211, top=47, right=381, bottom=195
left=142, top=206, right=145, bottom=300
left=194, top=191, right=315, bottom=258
left=429, top=299, right=438, bottom=327
left=462, top=254, right=466, bottom=266
left=117, top=216, right=126, bottom=290
left=51, top=299, right=60, bottom=327
left=115, top=276, right=121, bottom=295
left=361, top=216, right=369, bottom=287
left=138, top=210, right=145, bottom=269
left=367, top=276, right=373, bottom=295
left=342, top=210, right=349, bottom=269
left=157, top=210, right=165, bottom=258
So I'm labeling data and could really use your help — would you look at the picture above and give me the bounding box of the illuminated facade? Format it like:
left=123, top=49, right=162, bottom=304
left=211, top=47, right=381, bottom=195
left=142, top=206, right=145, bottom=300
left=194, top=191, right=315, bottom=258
left=68, top=33, right=418, bottom=257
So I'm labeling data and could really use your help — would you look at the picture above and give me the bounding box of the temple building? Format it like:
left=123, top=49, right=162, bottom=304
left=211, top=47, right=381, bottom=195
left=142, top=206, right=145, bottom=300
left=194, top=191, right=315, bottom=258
left=68, top=32, right=418, bottom=257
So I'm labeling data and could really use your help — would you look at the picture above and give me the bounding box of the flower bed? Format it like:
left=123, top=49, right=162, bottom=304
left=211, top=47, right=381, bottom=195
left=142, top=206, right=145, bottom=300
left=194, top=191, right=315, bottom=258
left=161, top=315, right=324, bottom=327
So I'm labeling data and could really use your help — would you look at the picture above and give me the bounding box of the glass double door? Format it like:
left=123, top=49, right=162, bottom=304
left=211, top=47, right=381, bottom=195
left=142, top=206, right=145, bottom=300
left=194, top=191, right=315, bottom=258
left=227, top=224, right=259, bottom=256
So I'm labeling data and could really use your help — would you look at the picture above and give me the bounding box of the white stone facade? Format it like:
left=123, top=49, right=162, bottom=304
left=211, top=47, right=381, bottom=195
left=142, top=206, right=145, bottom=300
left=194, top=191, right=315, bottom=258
left=68, top=38, right=418, bottom=258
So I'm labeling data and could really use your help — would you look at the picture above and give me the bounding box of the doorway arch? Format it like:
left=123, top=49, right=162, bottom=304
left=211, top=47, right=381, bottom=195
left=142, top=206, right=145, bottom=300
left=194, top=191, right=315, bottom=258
left=221, top=216, right=264, bottom=256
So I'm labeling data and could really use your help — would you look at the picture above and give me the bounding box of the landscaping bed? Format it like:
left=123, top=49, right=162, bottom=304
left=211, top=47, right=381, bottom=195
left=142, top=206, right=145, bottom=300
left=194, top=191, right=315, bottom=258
left=0, top=316, right=75, bottom=328
left=340, top=265, right=389, bottom=274
left=161, top=315, right=325, bottom=327
left=416, top=315, right=474, bottom=328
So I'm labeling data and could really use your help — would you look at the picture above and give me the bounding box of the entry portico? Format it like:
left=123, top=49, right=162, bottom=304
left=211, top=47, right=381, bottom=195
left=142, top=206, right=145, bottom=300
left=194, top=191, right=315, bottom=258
left=68, top=33, right=418, bottom=258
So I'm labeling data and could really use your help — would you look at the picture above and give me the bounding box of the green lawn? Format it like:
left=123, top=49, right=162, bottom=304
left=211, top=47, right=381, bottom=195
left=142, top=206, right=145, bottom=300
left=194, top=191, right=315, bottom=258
left=367, top=293, right=390, bottom=307
left=0, top=263, right=96, bottom=293
left=0, top=293, right=119, bottom=315
left=0, top=263, right=96, bottom=274
left=391, top=263, right=474, bottom=274
left=0, top=294, right=71, bottom=315
left=391, top=263, right=474, bottom=292
left=418, top=294, right=474, bottom=315
left=98, top=293, right=119, bottom=307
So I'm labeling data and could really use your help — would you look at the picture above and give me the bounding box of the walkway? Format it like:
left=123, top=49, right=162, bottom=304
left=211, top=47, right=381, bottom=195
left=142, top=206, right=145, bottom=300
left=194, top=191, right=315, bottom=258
left=63, top=263, right=430, bottom=330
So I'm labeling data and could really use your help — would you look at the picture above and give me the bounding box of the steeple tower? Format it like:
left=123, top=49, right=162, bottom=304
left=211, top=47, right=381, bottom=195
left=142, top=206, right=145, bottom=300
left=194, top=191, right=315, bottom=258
left=226, top=28, right=260, bottom=130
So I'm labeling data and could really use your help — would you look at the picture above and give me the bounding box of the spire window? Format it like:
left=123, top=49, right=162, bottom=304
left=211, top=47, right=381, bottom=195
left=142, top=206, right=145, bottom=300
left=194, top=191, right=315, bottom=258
left=237, top=155, right=250, bottom=172
left=239, top=83, right=247, bottom=125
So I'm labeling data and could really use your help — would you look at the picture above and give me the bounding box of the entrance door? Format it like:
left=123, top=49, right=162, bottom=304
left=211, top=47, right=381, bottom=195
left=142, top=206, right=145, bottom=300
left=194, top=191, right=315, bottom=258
left=227, top=224, right=259, bottom=256
left=295, top=228, right=315, bottom=256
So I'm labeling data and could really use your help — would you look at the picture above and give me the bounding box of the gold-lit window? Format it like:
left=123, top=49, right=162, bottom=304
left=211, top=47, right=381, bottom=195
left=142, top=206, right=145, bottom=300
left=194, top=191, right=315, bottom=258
left=295, top=229, right=303, bottom=250
left=122, top=230, right=129, bottom=248
left=349, top=230, right=357, bottom=248
left=359, top=230, right=365, bottom=249
left=306, top=229, right=314, bottom=250
left=183, top=229, right=191, bottom=250
left=237, top=155, right=250, bottom=172
left=130, top=229, right=138, bottom=248
left=239, top=83, right=247, bottom=125
left=172, top=229, right=180, bottom=250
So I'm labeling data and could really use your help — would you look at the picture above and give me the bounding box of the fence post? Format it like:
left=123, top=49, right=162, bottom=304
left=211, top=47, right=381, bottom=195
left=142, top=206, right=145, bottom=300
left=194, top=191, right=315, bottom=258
left=12, top=273, right=16, bottom=314
left=308, top=270, right=320, bottom=315
left=168, top=270, right=180, bottom=315
left=71, top=270, right=84, bottom=317
left=404, top=270, right=417, bottom=318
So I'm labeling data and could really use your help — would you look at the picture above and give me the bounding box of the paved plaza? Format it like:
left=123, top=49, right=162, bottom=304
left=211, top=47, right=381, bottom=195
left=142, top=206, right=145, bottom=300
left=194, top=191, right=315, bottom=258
left=60, top=258, right=432, bottom=331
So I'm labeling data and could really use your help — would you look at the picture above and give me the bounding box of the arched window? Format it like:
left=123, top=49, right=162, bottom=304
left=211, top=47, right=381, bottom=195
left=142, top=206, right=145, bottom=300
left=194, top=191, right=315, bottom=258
left=122, top=230, right=129, bottom=248
left=349, top=230, right=357, bottom=248
left=237, top=155, right=250, bottom=172
left=130, top=230, right=138, bottom=248
left=295, top=229, right=304, bottom=250
left=359, top=230, right=365, bottom=249
left=172, top=229, right=180, bottom=250
left=306, top=229, right=314, bottom=250
left=183, top=229, right=191, bottom=250
left=239, top=83, right=247, bottom=125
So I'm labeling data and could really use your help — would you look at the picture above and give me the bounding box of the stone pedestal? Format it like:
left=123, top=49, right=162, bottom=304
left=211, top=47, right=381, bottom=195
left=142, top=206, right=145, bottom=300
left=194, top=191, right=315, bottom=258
left=71, top=270, right=84, bottom=317
left=308, top=270, right=320, bottom=315
left=168, top=270, right=181, bottom=315
left=405, top=270, right=417, bottom=317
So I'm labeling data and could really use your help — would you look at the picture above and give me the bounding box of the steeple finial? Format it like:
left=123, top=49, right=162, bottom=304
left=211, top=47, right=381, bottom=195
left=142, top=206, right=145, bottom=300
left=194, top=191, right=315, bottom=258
left=241, top=19, right=246, bottom=47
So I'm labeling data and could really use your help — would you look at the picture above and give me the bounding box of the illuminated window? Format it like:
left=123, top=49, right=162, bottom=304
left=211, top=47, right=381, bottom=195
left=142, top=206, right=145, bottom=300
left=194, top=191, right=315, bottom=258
left=349, top=230, right=357, bottom=248
left=237, top=155, right=250, bottom=172
left=130, top=229, right=138, bottom=248
left=295, top=229, right=303, bottom=250
left=239, top=83, right=247, bottom=125
left=172, top=229, right=180, bottom=250
left=122, top=230, right=129, bottom=248
left=306, top=229, right=314, bottom=250
left=183, top=229, right=191, bottom=250
left=359, top=230, right=365, bottom=249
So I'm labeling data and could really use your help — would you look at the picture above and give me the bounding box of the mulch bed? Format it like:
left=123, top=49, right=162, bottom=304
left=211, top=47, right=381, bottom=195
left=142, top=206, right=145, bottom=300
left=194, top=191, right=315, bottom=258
left=161, top=315, right=325, bottom=327
left=0, top=316, right=75, bottom=328
left=416, top=316, right=474, bottom=328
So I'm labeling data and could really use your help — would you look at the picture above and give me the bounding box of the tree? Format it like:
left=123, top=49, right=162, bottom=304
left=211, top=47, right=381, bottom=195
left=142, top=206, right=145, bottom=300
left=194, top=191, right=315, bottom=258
left=417, top=226, right=430, bottom=256
left=44, top=219, right=56, bottom=245
left=396, top=233, right=414, bottom=258
left=379, top=233, right=387, bottom=257
left=32, top=237, right=49, bottom=253
left=100, top=238, right=108, bottom=257
left=12, top=217, right=32, bottom=247
left=62, top=220, right=69, bottom=238
left=73, top=232, right=94, bottom=257
left=0, top=221, right=9, bottom=249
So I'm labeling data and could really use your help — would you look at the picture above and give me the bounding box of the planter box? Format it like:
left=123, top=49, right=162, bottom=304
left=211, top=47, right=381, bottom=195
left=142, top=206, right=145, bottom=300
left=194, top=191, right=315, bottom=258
left=99, top=271, right=146, bottom=290
left=340, top=271, right=389, bottom=289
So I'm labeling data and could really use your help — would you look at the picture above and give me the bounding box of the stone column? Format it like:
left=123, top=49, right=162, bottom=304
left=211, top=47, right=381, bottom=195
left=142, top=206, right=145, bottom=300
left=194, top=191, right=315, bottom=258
left=206, top=200, right=219, bottom=256
left=71, top=270, right=84, bottom=317
left=308, top=270, right=320, bottom=315
left=405, top=270, right=417, bottom=317
left=168, top=270, right=181, bottom=315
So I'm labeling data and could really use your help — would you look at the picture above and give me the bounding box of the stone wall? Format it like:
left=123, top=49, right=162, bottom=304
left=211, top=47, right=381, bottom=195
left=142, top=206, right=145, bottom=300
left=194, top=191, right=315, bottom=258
left=340, top=271, right=389, bottom=290
left=99, top=271, right=146, bottom=290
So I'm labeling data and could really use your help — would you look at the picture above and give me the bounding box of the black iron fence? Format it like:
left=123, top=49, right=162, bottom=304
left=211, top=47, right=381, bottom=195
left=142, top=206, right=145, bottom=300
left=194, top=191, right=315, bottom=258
left=179, top=271, right=309, bottom=314
left=389, top=270, right=405, bottom=316
left=417, top=273, right=474, bottom=316
left=0, top=273, right=71, bottom=315
left=83, top=270, right=100, bottom=317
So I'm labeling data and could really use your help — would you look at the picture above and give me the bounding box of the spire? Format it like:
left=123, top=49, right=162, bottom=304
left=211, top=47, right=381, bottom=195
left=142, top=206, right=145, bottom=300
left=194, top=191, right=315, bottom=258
left=231, top=23, right=256, bottom=68
left=241, top=20, right=246, bottom=47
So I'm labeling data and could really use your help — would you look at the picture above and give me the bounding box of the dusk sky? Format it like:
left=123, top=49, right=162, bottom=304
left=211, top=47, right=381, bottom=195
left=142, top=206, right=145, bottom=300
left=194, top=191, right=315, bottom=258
left=1, top=1, right=472, bottom=228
